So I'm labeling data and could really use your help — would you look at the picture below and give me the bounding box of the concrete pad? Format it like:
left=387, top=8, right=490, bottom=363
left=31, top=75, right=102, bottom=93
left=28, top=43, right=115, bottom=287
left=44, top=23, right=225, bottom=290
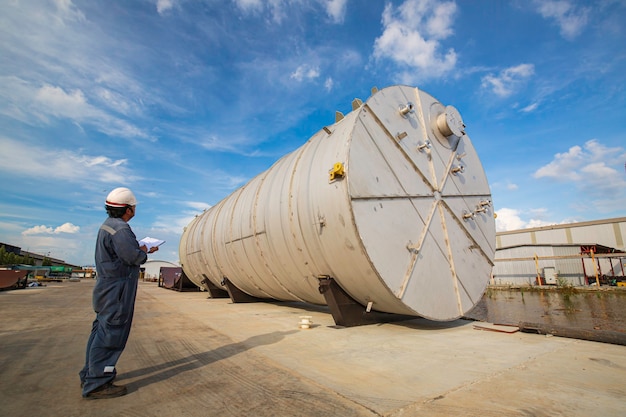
left=1, top=280, right=624, bottom=416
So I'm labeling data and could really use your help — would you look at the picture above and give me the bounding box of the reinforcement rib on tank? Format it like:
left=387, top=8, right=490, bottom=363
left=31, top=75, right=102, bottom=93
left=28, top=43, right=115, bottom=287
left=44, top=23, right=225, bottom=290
left=179, top=85, right=496, bottom=322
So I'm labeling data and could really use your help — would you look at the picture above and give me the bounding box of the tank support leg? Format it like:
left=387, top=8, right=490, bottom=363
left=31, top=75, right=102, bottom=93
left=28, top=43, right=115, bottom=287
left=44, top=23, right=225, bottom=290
left=318, top=276, right=379, bottom=327
left=318, top=276, right=415, bottom=327
left=222, top=277, right=263, bottom=303
left=201, top=274, right=229, bottom=298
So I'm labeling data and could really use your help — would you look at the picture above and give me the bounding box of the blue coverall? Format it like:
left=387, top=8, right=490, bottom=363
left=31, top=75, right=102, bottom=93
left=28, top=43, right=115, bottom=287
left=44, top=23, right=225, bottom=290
left=80, top=216, right=147, bottom=396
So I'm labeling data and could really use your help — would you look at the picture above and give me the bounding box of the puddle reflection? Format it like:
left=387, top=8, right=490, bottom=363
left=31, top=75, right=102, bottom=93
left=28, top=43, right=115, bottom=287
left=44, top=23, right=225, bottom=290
left=465, top=289, right=626, bottom=333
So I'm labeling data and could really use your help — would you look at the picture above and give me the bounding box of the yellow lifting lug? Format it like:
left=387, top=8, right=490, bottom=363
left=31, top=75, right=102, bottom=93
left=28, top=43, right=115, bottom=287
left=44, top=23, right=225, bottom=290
left=329, top=162, right=345, bottom=182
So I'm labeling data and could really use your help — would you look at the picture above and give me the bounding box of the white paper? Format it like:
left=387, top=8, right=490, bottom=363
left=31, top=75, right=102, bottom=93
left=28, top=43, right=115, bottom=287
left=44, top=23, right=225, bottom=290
left=139, top=237, right=165, bottom=250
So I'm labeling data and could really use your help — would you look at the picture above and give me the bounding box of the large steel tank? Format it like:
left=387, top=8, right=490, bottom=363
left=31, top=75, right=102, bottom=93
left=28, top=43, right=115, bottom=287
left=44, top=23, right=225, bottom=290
left=179, top=85, right=495, bottom=321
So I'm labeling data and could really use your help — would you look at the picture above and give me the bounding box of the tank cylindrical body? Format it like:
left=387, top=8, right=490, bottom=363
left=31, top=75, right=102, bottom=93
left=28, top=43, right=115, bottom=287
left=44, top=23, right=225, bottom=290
left=179, top=85, right=496, bottom=321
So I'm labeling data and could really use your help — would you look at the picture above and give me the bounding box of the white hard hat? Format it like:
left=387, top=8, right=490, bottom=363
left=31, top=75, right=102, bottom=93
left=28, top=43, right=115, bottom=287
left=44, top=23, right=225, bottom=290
left=105, top=187, right=137, bottom=207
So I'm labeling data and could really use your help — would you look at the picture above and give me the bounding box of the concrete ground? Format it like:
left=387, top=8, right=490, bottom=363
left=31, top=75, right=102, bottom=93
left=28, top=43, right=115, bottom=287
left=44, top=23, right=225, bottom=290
left=1, top=280, right=624, bottom=417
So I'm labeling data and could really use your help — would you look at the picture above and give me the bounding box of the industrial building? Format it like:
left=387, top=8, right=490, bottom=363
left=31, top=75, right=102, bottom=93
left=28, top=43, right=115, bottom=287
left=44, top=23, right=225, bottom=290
left=0, top=241, right=79, bottom=269
left=493, top=217, right=626, bottom=286
left=141, top=259, right=179, bottom=282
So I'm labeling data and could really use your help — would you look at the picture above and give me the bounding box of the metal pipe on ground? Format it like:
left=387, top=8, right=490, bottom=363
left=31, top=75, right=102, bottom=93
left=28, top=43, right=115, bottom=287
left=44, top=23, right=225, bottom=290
left=519, top=322, right=626, bottom=346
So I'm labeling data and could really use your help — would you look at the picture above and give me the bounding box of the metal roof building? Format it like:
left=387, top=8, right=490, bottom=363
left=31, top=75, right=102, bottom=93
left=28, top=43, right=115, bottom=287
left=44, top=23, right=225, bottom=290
left=141, top=259, right=179, bottom=282
left=496, top=217, right=626, bottom=251
left=494, top=218, right=626, bottom=286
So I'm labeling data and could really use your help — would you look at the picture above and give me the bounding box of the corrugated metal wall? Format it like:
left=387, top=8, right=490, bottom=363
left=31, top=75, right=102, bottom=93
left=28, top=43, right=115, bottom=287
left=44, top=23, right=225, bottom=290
left=552, top=246, right=586, bottom=285
left=492, top=246, right=556, bottom=285
left=494, top=244, right=626, bottom=286
left=496, top=218, right=626, bottom=250
left=493, top=245, right=599, bottom=286
left=494, top=218, right=626, bottom=286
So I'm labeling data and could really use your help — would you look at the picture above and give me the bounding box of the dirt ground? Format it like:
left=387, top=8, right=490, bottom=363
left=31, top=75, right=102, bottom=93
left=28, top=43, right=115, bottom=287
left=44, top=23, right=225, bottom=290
left=1, top=279, right=625, bottom=417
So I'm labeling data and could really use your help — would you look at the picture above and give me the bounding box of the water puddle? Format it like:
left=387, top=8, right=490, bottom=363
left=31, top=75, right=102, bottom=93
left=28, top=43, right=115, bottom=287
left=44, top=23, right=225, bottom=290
left=465, top=288, right=626, bottom=333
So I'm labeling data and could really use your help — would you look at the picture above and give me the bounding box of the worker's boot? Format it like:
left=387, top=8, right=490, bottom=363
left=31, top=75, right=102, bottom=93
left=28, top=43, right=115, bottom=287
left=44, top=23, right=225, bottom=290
left=85, top=382, right=128, bottom=399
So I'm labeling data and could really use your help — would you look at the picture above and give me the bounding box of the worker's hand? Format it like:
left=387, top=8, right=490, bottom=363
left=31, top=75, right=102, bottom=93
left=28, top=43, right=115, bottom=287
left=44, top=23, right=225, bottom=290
left=140, top=245, right=159, bottom=253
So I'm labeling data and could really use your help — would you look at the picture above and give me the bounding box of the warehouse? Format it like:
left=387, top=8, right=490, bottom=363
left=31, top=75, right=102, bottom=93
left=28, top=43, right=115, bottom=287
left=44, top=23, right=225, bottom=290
left=493, top=243, right=625, bottom=286
left=496, top=217, right=626, bottom=249
left=494, top=217, right=626, bottom=286
left=141, top=259, right=179, bottom=282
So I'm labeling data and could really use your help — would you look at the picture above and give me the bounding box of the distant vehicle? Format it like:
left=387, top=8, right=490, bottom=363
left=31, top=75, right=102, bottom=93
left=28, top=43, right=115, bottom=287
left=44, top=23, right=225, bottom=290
left=39, top=266, right=73, bottom=282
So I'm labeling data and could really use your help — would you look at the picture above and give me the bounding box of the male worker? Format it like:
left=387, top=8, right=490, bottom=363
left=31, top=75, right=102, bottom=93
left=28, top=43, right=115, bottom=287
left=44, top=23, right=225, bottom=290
left=79, top=187, right=158, bottom=399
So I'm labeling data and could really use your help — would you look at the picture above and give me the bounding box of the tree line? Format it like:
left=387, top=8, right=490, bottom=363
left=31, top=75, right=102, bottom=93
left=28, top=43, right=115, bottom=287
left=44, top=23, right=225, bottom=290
left=0, top=245, right=48, bottom=266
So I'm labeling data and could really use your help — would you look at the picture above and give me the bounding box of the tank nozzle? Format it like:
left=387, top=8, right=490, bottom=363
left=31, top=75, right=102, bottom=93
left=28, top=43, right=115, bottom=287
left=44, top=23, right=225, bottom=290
left=417, top=140, right=432, bottom=152
left=451, top=164, right=465, bottom=175
left=437, top=106, right=465, bottom=137
left=399, top=102, right=414, bottom=117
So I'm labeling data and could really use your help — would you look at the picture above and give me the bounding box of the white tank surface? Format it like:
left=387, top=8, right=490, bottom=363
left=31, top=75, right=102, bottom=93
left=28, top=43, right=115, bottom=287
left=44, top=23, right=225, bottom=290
left=179, top=85, right=496, bottom=321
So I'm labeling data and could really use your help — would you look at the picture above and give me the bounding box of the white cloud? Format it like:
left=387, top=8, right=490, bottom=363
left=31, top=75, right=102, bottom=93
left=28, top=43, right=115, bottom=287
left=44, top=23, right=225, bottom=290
left=22, top=222, right=80, bottom=236
left=481, top=64, right=535, bottom=98
left=534, top=139, right=625, bottom=183
left=290, top=64, right=320, bottom=82
left=35, top=84, right=150, bottom=140
left=94, top=87, right=137, bottom=116
left=53, top=0, right=85, bottom=22
left=533, top=0, right=589, bottom=40
left=534, top=144, right=583, bottom=181
left=521, top=102, right=539, bottom=113
left=149, top=202, right=209, bottom=253
left=192, top=133, right=266, bottom=157
left=17, top=233, right=91, bottom=265
left=232, top=0, right=346, bottom=24
left=233, top=0, right=287, bottom=23
left=321, top=0, right=348, bottom=23
left=491, top=180, right=519, bottom=192
left=534, top=139, right=626, bottom=213
left=496, top=208, right=526, bottom=231
left=0, top=78, right=150, bottom=140
left=0, top=136, right=137, bottom=184
left=55, top=222, right=81, bottom=233
left=0, top=2, right=154, bottom=141
left=233, top=0, right=263, bottom=12
left=372, top=0, right=458, bottom=81
left=495, top=207, right=558, bottom=232
left=153, top=212, right=198, bottom=235
left=35, top=85, right=89, bottom=118
left=156, top=0, right=175, bottom=14
left=324, top=77, right=334, bottom=91
left=22, top=225, right=55, bottom=235
left=186, top=201, right=212, bottom=211
left=152, top=217, right=189, bottom=235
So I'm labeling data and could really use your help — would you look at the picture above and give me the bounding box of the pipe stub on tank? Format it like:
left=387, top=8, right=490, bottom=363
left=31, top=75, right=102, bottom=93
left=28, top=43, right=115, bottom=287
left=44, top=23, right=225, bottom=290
left=436, top=105, right=465, bottom=137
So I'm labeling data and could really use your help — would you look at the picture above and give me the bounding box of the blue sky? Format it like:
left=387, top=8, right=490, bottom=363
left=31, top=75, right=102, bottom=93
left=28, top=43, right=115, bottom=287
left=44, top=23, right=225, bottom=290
left=1, top=0, right=625, bottom=266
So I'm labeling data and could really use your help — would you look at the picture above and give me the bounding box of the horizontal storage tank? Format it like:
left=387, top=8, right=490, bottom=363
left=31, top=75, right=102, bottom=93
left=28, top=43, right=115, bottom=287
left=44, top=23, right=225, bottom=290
left=179, top=85, right=496, bottom=321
